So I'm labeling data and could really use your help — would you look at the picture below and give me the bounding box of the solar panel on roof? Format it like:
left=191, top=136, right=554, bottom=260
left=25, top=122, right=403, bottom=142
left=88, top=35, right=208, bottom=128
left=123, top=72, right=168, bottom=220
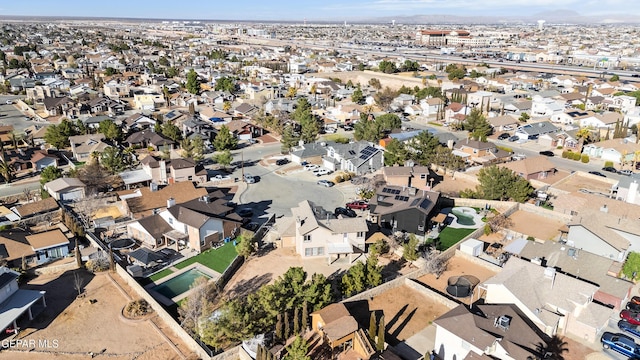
left=395, top=195, right=409, bottom=202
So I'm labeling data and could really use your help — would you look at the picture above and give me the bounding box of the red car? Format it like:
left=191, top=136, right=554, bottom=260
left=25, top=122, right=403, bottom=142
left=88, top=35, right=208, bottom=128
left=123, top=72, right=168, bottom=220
left=346, top=200, right=369, bottom=210
left=620, top=310, right=640, bottom=325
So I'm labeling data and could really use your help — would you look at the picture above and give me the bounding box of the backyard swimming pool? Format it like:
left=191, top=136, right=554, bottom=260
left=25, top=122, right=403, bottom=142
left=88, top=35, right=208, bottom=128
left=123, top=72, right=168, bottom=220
left=152, top=268, right=211, bottom=299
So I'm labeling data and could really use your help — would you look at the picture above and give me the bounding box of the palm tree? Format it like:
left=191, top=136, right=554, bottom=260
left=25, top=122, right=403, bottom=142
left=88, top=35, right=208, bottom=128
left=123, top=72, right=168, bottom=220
left=535, top=335, right=569, bottom=360
left=0, top=160, right=15, bottom=184
left=575, top=127, right=591, bottom=153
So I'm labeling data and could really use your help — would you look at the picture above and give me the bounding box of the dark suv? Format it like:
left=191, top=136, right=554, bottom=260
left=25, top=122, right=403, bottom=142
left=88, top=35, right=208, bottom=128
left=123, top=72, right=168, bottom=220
left=334, top=207, right=357, bottom=218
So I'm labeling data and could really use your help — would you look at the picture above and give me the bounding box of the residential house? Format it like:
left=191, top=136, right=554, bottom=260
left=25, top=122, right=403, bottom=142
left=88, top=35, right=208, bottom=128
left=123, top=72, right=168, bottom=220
left=382, top=166, right=433, bottom=191
left=579, top=112, right=623, bottom=129
left=44, top=178, right=86, bottom=202
left=122, top=181, right=208, bottom=218
left=582, top=138, right=640, bottom=164
left=69, top=133, right=110, bottom=161
left=199, top=106, right=233, bottom=123
left=550, top=109, right=592, bottom=125
left=103, top=80, right=131, bottom=99
left=12, top=197, right=59, bottom=220
left=0, top=267, right=46, bottom=335
left=615, top=174, right=640, bottom=205
left=281, top=200, right=369, bottom=262
left=42, top=96, right=74, bottom=117
left=322, top=141, right=384, bottom=175
left=499, top=156, right=556, bottom=180
left=531, top=96, right=564, bottom=117
left=133, top=93, right=164, bottom=112
left=444, top=102, right=470, bottom=124
left=368, top=185, right=440, bottom=237
left=452, top=139, right=512, bottom=165
left=137, top=156, right=206, bottom=185
left=125, top=130, right=174, bottom=151
left=26, top=229, right=71, bottom=265
left=86, top=96, right=125, bottom=116
left=123, top=113, right=156, bottom=132
left=225, top=119, right=264, bottom=141
left=234, top=103, right=258, bottom=117
left=419, top=98, right=444, bottom=117
left=487, top=114, right=519, bottom=132
left=265, top=98, right=296, bottom=114
left=434, top=304, right=549, bottom=360
left=514, top=121, right=559, bottom=140
left=482, top=257, right=611, bottom=342
left=127, top=214, right=174, bottom=249
left=290, top=142, right=328, bottom=165
left=82, top=115, right=115, bottom=130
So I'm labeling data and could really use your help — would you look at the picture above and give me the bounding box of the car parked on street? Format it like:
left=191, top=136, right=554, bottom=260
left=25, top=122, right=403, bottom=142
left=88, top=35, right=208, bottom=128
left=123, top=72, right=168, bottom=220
left=317, top=180, right=335, bottom=187
left=497, top=133, right=510, bottom=140
left=334, top=207, right=357, bottom=218
left=346, top=200, right=369, bottom=210
left=620, top=310, right=640, bottom=325
left=602, top=166, right=618, bottom=173
left=244, top=174, right=256, bottom=184
left=630, top=296, right=640, bottom=306
left=539, top=150, right=554, bottom=157
left=588, top=171, right=606, bottom=177
left=628, top=302, right=640, bottom=312
left=619, top=169, right=633, bottom=176
left=601, top=331, right=640, bottom=358
left=508, top=135, right=519, bottom=142
left=619, top=320, right=640, bottom=338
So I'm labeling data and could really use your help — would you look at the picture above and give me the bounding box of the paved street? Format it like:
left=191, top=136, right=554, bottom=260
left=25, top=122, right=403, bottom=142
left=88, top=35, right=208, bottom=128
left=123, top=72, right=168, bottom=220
left=0, top=96, right=35, bottom=133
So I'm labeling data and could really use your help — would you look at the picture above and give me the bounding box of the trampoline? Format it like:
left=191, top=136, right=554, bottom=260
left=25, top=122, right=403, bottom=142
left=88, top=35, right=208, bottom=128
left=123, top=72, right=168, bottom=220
left=446, top=275, right=480, bottom=298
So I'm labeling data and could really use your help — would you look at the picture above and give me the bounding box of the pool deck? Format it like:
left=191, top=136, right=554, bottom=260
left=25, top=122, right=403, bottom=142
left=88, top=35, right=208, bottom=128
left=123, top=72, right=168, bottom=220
left=145, top=263, right=221, bottom=306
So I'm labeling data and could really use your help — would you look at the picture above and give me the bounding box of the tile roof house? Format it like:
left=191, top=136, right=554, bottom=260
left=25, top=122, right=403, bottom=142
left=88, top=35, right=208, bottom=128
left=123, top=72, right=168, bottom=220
left=43, top=177, right=86, bottom=202
left=284, top=200, right=369, bottom=261
left=368, top=185, right=440, bottom=236
left=0, top=229, right=70, bottom=267
left=481, top=257, right=611, bottom=342
left=499, top=156, right=556, bottom=180
left=123, top=181, right=208, bottom=218
left=310, top=303, right=375, bottom=360
left=382, top=166, right=433, bottom=191
left=514, top=121, right=559, bottom=140
left=125, top=130, right=174, bottom=151
left=434, top=304, right=549, bottom=360
left=12, top=197, right=59, bottom=219
left=582, top=138, right=640, bottom=165
left=136, top=156, right=207, bottom=186
left=453, top=139, right=511, bottom=165
left=68, top=133, right=110, bottom=161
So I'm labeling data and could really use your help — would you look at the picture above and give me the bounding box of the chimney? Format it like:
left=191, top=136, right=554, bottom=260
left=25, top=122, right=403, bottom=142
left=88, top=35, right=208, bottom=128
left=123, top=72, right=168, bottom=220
left=167, top=197, right=175, bottom=208
left=149, top=182, right=158, bottom=192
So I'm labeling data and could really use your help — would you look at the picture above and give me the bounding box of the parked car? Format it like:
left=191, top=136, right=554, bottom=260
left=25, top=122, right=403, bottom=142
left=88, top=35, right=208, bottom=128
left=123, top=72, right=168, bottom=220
left=619, top=169, right=633, bottom=176
left=304, top=164, right=319, bottom=171
left=317, top=180, right=335, bottom=187
left=497, top=133, right=511, bottom=140
left=630, top=296, right=640, bottom=306
left=602, top=166, right=618, bottom=173
left=628, top=302, right=640, bottom=312
left=275, top=158, right=289, bottom=166
left=346, top=200, right=369, bottom=210
left=588, top=171, right=606, bottom=177
left=619, top=320, right=640, bottom=338
left=343, top=125, right=353, bottom=131
left=214, top=174, right=231, bottom=181
left=508, top=135, right=519, bottom=142
left=601, top=331, right=640, bottom=358
left=236, top=208, right=254, bottom=218
left=512, top=154, right=527, bottom=161
left=539, top=150, right=554, bottom=157
left=334, top=207, right=357, bottom=218
left=244, top=174, right=256, bottom=184
left=315, top=168, right=332, bottom=176
left=620, top=310, right=640, bottom=325
left=325, top=127, right=337, bottom=134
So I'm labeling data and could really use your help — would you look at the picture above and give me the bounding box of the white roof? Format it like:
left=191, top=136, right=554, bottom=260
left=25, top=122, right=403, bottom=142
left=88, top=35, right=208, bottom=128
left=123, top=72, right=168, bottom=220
left=119, top=169, right=153, bottom=185
left=0, top=289, right=45, bottom=332
left=44, top=177, right=85, bottom=193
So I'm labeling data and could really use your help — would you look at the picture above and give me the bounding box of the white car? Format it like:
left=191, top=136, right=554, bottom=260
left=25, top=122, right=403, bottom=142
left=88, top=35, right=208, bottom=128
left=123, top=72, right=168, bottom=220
left=244, top=174, right=256, bottom=183
left=214, top=174, right=231, bottom=181
left=325, top=127, right=337, bottom=134
left=304, top=164, right=319, bottom=171
left=315, top=168, right=332, bottom=176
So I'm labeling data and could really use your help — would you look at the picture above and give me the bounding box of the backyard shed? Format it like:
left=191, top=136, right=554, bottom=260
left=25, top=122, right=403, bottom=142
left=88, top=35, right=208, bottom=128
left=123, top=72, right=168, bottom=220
left=460, top=238, right=484, bottom=257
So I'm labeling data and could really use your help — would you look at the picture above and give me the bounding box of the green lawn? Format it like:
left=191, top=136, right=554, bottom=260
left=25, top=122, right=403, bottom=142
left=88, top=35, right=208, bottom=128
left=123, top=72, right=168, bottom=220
left=437, top=227, right=476, bottom=250
left=149, top=268, right=174, bottom=282
left=174, top=241, right=238, bottom=273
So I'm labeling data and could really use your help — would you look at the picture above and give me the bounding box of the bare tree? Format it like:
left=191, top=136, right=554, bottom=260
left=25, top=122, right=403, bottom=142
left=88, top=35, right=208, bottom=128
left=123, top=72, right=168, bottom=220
left=488, top=214, right=513, bottom=233
left=178, top=277, right=216, bottom=335
left=73, top=271, right=84, bottom=297
left=424, top=249, right=447, bottom=279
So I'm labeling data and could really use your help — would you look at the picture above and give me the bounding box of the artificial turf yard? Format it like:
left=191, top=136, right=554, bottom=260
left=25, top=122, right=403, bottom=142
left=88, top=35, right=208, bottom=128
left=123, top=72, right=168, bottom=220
left=437, top=227, right=476, bottom=250
left=174, top=241, right=238, bottom=273
left=149, top=268, right=174, bottom=281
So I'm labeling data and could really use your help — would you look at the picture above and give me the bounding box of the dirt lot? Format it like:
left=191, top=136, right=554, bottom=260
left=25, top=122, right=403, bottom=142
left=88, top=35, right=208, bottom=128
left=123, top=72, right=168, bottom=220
left=416, top=255, right=499, bottom=306
left=0, top=270, right=193, bottom=360
left=432, top=172, right=477, bottom=197
left=505, top=209, right=567, bottom=241
left=550, top=172, right=617, bottom=194
left=345, top=284, right=450, bottom=344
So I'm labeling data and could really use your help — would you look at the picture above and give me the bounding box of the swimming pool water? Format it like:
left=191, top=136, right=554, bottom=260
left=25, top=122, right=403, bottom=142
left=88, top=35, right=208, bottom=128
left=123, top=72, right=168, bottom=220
left=152, top=268, right=211, bottom=299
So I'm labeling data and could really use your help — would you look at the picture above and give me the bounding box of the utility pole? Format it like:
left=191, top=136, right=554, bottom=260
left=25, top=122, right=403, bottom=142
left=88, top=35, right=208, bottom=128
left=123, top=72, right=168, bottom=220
left=241, top=150, right=245, bottom=182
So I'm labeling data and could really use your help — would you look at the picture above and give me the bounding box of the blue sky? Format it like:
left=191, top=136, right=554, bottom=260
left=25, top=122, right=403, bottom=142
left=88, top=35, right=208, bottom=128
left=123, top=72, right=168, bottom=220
left=0, top=0, right=631, bottom=20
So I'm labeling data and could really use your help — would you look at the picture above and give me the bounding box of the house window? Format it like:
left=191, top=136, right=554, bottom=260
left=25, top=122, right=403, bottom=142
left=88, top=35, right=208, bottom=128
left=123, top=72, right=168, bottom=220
left=188, top=176, right=193, bottom=181
left=168, top=217, right=173, bottom=225
left=420, top=174, right=427, bottom=180
left=200, top=238, right=205, bottom=246
left=357, top=232, right=365, bottom=238
left=305, top=247, right=324, bottom=256
left=303, top=235, right=311, bottom=242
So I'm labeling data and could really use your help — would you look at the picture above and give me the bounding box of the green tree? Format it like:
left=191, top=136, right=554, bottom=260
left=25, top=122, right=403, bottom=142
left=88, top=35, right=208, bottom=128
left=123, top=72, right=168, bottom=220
left=161, top=122, right=182, bottom=142
left=378, top=60, right=397, bottom=74
left=186, top=69, right=200, bottom=94
left=472, top=165, right=534, bottom=202
left=236, top=232, right=256, bottom=258
left=97, top=119, right=123, bottom=143
left=354, top=118, right=383, bottom=142
left=351, top=85, right=364, bottom=104
left=293, top=307, right=300, bottom=335
left=301, top=301, right=308, bottom=331
left=159, top=56, right=170, bottom=67
left=464, top=108, right=492, bottom=141
left=365, top=255, right=382, bottom=288
left=100, top=146, right=128, bottom=174
left=213, top=125, right=238, bottom=151
left=402, top=234, right=420, bottom=261
left=213, top=149, right=233, bottom=170
left=368, top=312, right=377, bottom=342
left=215, top=76, right=236, bottom=92
left=284, top=336, right=311, bottom=360
left=518, top=112, right=530, bottom=122
left=280, top=124, right=299, bottom=152
left=284, top=310, right=290, bottom=340
left=104, top=67, right=117, bottom=76
left=445, top=64, right=466, bottom=80
left=341, top=262, right=366, bottom=297
left=275, top=313, right=283, bottom=341
left=190, top=136, right=205, bottom=162
left=622, top=252, right=640, bottom=280
left=368, top=78, right=382, bottom=90
left=384, top=139, right=408, bottom=166
left=401, top=60, right=419, bottom=72
left=409, top=130, right=441, bottom=166
left=610, top=74, right=620, bottom=82
left=376, top=113, right=401, bottom=131
left=374, top=87, right=397, bottom=111
left=39, top=165, right=63, bottom=185
left=44, top=119, right=77, bottom=148
left=376, top=315, right=385, bottom=351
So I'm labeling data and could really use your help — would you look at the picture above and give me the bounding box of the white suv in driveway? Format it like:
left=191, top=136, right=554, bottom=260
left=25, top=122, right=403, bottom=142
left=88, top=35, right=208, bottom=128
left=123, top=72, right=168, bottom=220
left=314, top=168, right=332, bottom=176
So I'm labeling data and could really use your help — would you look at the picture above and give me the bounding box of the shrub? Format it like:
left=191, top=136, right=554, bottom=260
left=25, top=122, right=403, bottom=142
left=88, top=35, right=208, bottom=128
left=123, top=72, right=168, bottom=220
left=556, top=145, right=563, bottom=149
left=342, top=172, right=353, bottom=181
left=484, top=224, right=492, bottom=236
left=124, top=299, right=153, bottom=318
left=562, top=151, right=570, bottom=159
left=86, top=257, right=110, bottom=272
left=571, top=152, right=581, bottom=161
left=370, top=239, right=390, bottom=255
left=604, top=161, right=614, bottom=168
left=497, top=146, right=512, bottom=153
left=526, top=236, right=535, bottom=241
left=334, top=175, right=344, bottom=183
left=581, top=154, right=589, bottom=163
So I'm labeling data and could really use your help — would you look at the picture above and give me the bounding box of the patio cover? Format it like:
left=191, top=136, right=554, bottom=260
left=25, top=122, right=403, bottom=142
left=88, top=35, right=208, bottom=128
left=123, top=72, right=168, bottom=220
left=504, top=237, right=529, bottom=255
left=0, top=289, right=45, bottom=332
left=128, top=247, right=163, bottom=266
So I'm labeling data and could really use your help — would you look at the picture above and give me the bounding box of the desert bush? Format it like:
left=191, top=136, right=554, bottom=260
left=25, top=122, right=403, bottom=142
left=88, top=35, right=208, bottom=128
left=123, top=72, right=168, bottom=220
left=581, top=154, right=589, bottom=163
left=125, top=299, right=153, bottom=318
left=334, top=175, right=344, bottom=183
left=86, top=257, right=110, bottom=272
